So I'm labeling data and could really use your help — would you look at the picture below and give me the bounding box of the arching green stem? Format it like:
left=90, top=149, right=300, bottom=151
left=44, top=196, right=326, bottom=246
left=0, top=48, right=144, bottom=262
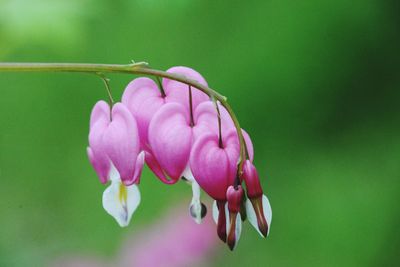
left=0, top=62, right=249, bottom=173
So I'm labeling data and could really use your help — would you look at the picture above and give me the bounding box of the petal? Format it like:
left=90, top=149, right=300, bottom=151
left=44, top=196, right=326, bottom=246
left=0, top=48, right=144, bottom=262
left=193, top=101, right=234, bottom=141
left=87, top=147, right=109, bottom=184
left=225, top=203, right=242, bottom=250
left=102, top=180, right=141, bottom=227
left=144, top=150, right=178, bottom=185
left=189, top=181, right=203, bottom=224
left=122, top=77, right=165, bottom=147
left=212, top=200, right=219, bottom=225
left=242, top=129, right=254, bottom=162
left=224, top=128, right=252, bottom=162
left=245, top=194, right=272, bottom=237
left=103, top=103, right=141, bottom=185
left=190, top=133, right=239, bottom=201
left=181, top=164, right=196, bottom=182
left=132, top=151, right=145, bottom=184
left=216, top=200, right=227, bottom=242
left=89, top=100, right=110, bottom=129
left=163, top=66, right=209, bottom=112
left=182, top=166, right=206, bottom=224
left=88, top=101, right=111, bottom=183
left=148, top=103, right=193, bottom=180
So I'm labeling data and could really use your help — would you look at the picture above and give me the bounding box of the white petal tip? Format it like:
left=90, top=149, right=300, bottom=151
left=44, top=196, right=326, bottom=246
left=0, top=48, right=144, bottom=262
left=245, top=195, right=272, bottom=237
left=212, top=200, right=219, bottom=225
left=189, top=200, right=206, bottom=224
left=102, top=181, right=141, bottom=227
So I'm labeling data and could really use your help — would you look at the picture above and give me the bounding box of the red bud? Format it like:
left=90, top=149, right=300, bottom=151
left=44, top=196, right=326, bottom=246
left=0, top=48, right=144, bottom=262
left=242, top=160, right=263, bottom=199
left=226, top=185, right=244, bottom=213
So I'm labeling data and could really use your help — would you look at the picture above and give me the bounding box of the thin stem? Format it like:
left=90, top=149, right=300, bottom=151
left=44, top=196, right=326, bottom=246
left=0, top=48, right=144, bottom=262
left=213, top=99, right=223, bottom=148
left=155, top=76, right=166, bottom=97
left=97, top=73, right=114, bottom=108
left=188, top=85, right=195, bottom=127
left=0, top=62, right=247, bottom=172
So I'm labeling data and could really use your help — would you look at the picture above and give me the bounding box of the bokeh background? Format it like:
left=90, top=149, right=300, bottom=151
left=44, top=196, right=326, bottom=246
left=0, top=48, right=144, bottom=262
left=0, top=0, right=399, bottom=266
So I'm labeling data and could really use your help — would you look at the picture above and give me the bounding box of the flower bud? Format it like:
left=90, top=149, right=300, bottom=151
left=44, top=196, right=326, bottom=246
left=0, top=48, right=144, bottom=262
left=242, top=160, right=263, bottom=198
left=242, top=160, right=272, bottom=238
left=226, top=185, right=244, bottom=213
left=226, top=185, right=244, bottom=250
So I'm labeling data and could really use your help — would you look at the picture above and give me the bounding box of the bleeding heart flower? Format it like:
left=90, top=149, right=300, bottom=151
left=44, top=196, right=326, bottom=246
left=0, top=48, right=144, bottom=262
left=148, top=101, right=235, bottom=181
left=87, top=101, right=144, bottom=227
left=190, top=129, right=241, bottom=243
left=121, top=66, right=209, bottom=150
left=122, top=66, right=210, bottom=185
left=122, top=66, right=213, bottom=224
left=242, top=160, right=272, bottom=237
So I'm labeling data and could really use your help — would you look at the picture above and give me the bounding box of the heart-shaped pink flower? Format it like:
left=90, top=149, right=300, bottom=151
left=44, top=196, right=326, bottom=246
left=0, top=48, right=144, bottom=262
left=148, top=101, right=236, bottom=182
left=189, top=129, right=241, bottom=201
left=87, top=101, right=144, bottom=185
left=122, top=66, right=209, bottom=150
left=87, top=101, right=144, bottom=227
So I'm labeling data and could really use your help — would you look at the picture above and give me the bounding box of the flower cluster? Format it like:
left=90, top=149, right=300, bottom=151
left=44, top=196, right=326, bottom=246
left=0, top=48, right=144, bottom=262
left=87, top=66, right=272, bottom=250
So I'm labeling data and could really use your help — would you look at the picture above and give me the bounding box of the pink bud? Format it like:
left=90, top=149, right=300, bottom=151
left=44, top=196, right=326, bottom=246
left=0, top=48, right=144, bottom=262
left=242, top=160, right=263, bottom=198
left=226, top=185, right=244, bottom=250
left=226, top=185, right=244, bottom=213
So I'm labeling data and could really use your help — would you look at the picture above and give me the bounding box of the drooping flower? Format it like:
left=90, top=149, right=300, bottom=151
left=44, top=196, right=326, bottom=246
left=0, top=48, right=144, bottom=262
left=121, top=67, right=210, bottom=223
left=191, top=127, right=272, bottom=249
left=190, top=129, right=240, bottom=242
left=84, top=65, right=272, bottom=250
left=148, top=100, right=237, bottom=223
left=242, top=160, right=272, bottom=237
left=147, top=102, right=228, bottom=181
left=87, top=101, right=144, bottom=227
left=122, top=66, right=239, bottom=224
left=121, top=66, right=209, bottom=152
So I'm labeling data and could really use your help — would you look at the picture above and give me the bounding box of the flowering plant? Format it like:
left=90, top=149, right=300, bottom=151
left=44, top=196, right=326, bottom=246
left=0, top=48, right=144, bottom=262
left=0, top=61, right=272, bottom=250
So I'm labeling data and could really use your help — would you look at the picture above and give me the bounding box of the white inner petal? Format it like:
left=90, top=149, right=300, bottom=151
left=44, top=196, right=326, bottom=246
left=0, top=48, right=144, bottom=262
left=245, top=198, right=262, bottom=237
left=102, top=179, right=141, bottom=227
left=262, top=194, right=272, bottom=234
left=225, top=203, right=230, bottom=233
left=212, top=200, right=219, bottom=225
left=235, top=212, right=242, bottom=247
left=108, top=162, right=120, bottom=182
left=245, top=194, right=272, bottom=237
left=181, top=164, right=196, bottom=182
left=190, top=181, right=202, bottom=224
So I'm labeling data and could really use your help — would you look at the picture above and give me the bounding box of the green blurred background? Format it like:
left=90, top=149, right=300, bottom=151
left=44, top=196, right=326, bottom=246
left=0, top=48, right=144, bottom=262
left=0, top=0, right=399, bottom=266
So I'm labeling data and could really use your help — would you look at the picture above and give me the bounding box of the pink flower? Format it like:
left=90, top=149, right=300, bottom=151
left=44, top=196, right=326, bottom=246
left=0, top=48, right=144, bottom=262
left=87, top=101, right=144, bottom=227
left=190, top=129, right=240, bottom=242
left=148, top=101, right=233, bottom=182
left=123, top=66, right=234, bottom=224
left=148, top=100, right=236, bottom=223
left=84, top=66, right=272, bottom=250
left=190, top=127, right=272, bottom=249
left=121, top=66, right=208, bottom=151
